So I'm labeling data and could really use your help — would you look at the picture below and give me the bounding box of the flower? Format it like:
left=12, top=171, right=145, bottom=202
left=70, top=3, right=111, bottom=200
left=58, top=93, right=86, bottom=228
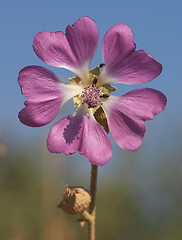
left=18, top=17, right=167, bottom=166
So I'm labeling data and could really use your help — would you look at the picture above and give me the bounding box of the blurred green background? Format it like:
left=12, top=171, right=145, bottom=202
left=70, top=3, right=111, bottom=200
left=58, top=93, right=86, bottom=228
left=1, top=138, right=182, bottom=240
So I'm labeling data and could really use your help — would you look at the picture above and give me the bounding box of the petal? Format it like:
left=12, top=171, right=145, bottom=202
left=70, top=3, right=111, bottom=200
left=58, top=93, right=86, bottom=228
left=19, top=98, right=63, bottom=127
left=78, top=109, right=112, bottom=166
left=102, top=24, right=135, bottom=67
left=100, top=24, right=162, bottom=85
left=33, top=17, right=99, bottom=81
left=18, top=66, right=82, bottom=127
left=102, top=88, right=167, bottom=151
left=47, top=106, right=112, bottom=166
left=47, top=111, right=82, bottom=155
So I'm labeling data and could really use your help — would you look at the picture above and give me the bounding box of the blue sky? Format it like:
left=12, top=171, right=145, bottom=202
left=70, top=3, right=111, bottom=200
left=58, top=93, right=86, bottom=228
left=0, top=0, right=181, bottom=160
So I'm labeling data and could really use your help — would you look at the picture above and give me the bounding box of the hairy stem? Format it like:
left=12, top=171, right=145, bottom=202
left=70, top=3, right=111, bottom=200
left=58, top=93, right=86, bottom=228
left=88, top=164, right=98, bottom=240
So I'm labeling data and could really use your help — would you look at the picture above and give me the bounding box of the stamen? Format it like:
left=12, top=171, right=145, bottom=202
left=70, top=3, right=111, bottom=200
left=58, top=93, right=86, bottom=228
left=92, top=78, right=98, bottom=85
left=100, top=94, right=110, bottom=98
left=99, top=63, right=105, bottom=68
left=81, top=84, right=102, bottom=108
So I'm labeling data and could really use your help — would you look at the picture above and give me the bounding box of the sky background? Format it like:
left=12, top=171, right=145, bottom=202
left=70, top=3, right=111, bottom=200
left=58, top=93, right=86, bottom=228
left=0, top=0, right=181, bottom=168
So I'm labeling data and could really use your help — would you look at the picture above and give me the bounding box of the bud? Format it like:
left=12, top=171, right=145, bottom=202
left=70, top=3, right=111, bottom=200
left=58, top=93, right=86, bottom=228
left=57, top=185, right=91, bottom=215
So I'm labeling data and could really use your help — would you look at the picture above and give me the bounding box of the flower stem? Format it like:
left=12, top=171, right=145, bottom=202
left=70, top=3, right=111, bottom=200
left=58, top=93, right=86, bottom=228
left=88, top=164, right=98, bottom=240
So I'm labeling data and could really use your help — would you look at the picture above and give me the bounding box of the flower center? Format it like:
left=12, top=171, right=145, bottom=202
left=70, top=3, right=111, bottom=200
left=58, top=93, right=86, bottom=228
left=81, top=83, right=102, bottom=108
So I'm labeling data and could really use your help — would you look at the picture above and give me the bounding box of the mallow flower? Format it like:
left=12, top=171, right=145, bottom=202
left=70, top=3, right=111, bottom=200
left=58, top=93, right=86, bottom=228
left=18, top=17, right=167, bottom=166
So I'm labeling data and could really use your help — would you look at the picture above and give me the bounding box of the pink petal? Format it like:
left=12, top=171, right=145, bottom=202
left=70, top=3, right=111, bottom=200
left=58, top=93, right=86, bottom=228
left=78, top=111, right=112, bottom=166
left=100, top=24, right=162, bottom=85
left=102, top=88, right=167, bottom=151
left=47, top=107, right=112, bottom=166
left=33, top=17, right=99, bottom=80
left=47, top=113, right=82, bottom=155
left=19, top=98, right=63, bottom=127
left=18, top=66, right=82, bottom=127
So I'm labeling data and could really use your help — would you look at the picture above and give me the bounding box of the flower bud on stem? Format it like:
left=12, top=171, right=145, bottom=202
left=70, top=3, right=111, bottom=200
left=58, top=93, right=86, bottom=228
left=58, top=165, right=98, bottom=240
left=57, top=185, right=91, bottom=215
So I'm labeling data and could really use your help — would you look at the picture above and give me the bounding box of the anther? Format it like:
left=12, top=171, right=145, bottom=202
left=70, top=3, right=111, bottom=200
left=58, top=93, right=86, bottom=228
left=99, top=63, right=105, bottom=68
left=92, top=78, right=98, bottom=85
left=100, top=94, right=110, bottom=98
left=81, top=85, right=102, bottom=108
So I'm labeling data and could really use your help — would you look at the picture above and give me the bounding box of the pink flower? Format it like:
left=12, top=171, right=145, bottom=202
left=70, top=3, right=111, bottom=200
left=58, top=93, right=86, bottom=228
left=18, top=17, right=167, bottom=166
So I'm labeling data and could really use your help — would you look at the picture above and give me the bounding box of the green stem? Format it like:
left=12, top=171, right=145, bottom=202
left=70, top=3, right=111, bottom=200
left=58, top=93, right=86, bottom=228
left=88, top=164, right=98, bottom=240
left=81, top=210, right=94, bottom=223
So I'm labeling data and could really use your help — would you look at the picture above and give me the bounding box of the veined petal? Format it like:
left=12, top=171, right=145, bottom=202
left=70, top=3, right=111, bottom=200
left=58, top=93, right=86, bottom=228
left=47, top=111, right=82, bottom=155
left=102, top=88, right=167, bottom=151
left=47, top=105, right=112, bottom=166
left=78, top=107, right=112, bottom=166
left=102, top=24, right=135, bottom=66
left=33, top=17, right=99, bottom=82
left=100, top=24, right=162, bottom=85
left=18, top=66, right=82, bottom=127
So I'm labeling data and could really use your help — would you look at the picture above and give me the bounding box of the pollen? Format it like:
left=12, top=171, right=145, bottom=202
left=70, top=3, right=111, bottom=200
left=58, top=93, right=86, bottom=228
left=81, top=84, right=102, bottom=108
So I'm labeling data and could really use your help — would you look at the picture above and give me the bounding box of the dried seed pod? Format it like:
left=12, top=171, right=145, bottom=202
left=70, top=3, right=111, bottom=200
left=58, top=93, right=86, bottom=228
left=57, top=185, right=91, bottom=215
